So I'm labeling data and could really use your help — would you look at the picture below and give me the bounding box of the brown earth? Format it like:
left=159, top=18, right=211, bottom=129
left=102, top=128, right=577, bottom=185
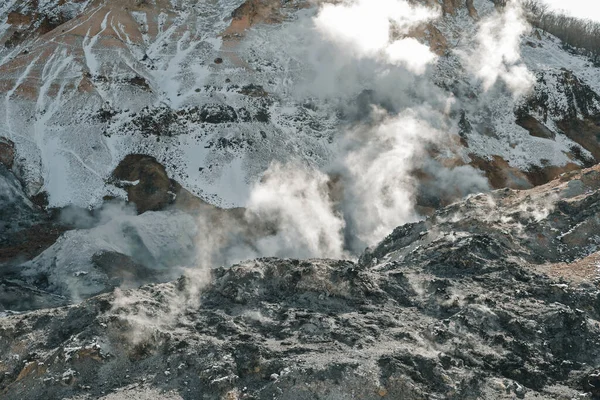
left=111, top=153, right=247, bottom=220
left=6, top=12, right=33, bottom=26
left=112, top=154, right=179, bottom=214
left=0, top=1, right=173, bottom=100
left=543, top=253, right=600, bottom=284
left=557, top=115, right=600, bottom=162
left=0, top=224, right=66, bottom=265
left=220, top=0, right=310, bottom=67
left=224, top=0, right=288, bottom=37
left=469, top=154, right=584, bottom=190
left=524, top=162, right=582, bottom=187
left=0, top=138, right=15, bottom=169
left=470, top=154, right=533, bottom=189
left=516, top=115, right=556, bottom=140
left=436, top=0, right=478, bottom=18
left=534, top=165, right=600, bottom=284
left=406, top=23, right=449, bottom=56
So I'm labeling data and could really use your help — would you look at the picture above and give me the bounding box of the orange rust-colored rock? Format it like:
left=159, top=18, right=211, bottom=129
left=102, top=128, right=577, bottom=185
left=223, top=0, right=288, bottom=38
left=470, top=155, right=533, bottom=190
left=16, top=361, right=47, bottom=382
left=539, top=252, right=600, bottom=285
left=7, top=12, right=33, bottom=26
left=220, top=0, right=309, bottom=66
left=0, top=3, right=162, bottom=100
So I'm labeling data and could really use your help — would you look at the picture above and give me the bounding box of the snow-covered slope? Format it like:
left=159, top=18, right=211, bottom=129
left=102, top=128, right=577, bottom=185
left=1, top=0, right=599, bottom=209
left=0, top=0, right=334, bottom=207
left=435, top=2, right=599, bottom=170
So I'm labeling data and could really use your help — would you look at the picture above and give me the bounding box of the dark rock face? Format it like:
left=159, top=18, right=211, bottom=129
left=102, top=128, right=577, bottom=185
left=0, top=165, right=68, bottom=310
left=112, top=154, right=179, bottom=214
left=0, top=164, right=40, bottom=235
left=128, top=106, right=182, bottom=137
left=0, top=278, right=68, bottom=312
left=239, top=84, right=268, bottom=98
left=0, top=165, right=64, bottom=265
left=1, top=167, right=600, bottom=399
left=0, top=137, right=15, bottom=169
left=91, top=252, right=160, bottom=288
left=516, top=114, right=556, bottom=140
left=199, top=103, right=238, bottom=124
left=518, top=70, right=600, bottom=162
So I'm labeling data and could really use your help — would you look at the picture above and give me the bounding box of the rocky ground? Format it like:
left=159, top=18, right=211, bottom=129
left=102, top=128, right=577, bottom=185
left=1, top=165, right=599, bottom=399
left=2, top=0, right=600, bottom=398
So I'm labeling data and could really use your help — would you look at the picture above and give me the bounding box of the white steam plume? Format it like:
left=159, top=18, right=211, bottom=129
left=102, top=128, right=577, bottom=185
left=104, top=0, right=512, bottom=342
left=314, top=0, right=440, bottom=74
left=464, top=0, right=535, bottom=97
left=107, top=164, right=348, bottom=344
left=339, top=108, right=438, bottom=247
left=246, top=162, right=347, bottom=260
left=232, top=0, right=492, bottom=253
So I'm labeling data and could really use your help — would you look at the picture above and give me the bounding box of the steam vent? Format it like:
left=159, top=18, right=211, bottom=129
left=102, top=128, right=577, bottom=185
left=1, top=0, right=600, bottom=398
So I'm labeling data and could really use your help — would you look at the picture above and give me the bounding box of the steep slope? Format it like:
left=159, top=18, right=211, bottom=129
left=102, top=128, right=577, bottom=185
left=1, top=164, right=600, bottom=399
left=0, top=0, right=327, bottom=208
left=0, top=0, right=599, bottom=210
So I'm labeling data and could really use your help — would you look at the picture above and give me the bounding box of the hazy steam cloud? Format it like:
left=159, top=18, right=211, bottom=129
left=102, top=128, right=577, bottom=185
left=21, top=203, right=198, bottom=301
left=64, top=0, right=536, bottom=346
left=46, top=0, right=530, bottom=328
left=246, top=162, right=347, bottom=260
left=314, top=0, right=440, bottom=74
left=0, top=0, right=540, bottom=345
left=230, top=0, right=496, bottom=255
left=465, top=0, right=535, bottom=96
left=338, top=109, right=437, bottom=248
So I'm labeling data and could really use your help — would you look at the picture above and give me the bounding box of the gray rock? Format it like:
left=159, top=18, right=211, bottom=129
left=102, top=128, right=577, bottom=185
left=1, top=166, right=600, bottom=399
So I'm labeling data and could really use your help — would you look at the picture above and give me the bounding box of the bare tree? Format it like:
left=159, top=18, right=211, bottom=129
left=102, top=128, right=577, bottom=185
left=523, top=0, right=600, bottom=64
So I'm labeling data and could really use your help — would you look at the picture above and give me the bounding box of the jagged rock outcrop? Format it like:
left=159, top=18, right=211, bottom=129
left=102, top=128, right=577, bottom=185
left=1, top=165, right=599, bottom=399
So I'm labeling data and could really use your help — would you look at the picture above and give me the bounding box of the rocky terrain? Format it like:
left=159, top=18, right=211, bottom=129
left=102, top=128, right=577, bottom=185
left=1, top=0, right=600, bottom=287
left=2, top=0, right=600, bottom=399
left=1, top=164, right=600, bottom=399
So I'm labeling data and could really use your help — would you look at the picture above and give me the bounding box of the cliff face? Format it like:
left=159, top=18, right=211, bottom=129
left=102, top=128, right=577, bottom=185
left=1, top=165, right=599, bottom=400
